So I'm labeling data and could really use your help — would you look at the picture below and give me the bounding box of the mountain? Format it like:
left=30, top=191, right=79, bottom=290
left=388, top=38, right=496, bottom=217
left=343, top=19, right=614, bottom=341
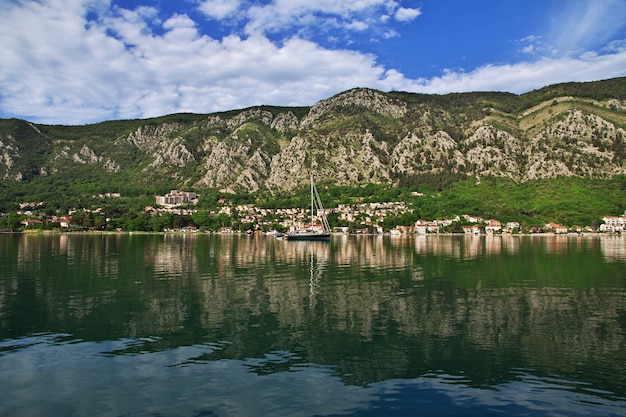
left=1, top=77, right=625, bottom=200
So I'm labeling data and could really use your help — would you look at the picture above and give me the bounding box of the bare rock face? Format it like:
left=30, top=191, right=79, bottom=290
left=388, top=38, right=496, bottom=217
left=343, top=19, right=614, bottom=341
left=126, top=124, right=196, bottom=170
left=301, top=88, right=408, bottom=128
left=391, top=130, right=465, bottom=176
left=73, top=144, right=100, bottom=165
left=148, top=140, right=196, bottom=169
left=0, top=138, right=19, bottom=179
left=266, top=129, right=393, bottom=191
left=271, top=111, right=300, bottom=132
left=67, top=144, right=121, bottom=173
left=127, top=123, right=183, bottom=150
left=326, top=131, right=392, bottom=185
left=196, top=141, right=247, bottom=188
left=234, top=149, right=272, bottom=192
left=464, top=126, right=522, bottom=179
left=195, top=140, right=272, bottom=192
left=266, top=135, right=312, bottom=191
left=523, top=110, right=626, bottom=180
left=205, top=109, right=275, bottom=130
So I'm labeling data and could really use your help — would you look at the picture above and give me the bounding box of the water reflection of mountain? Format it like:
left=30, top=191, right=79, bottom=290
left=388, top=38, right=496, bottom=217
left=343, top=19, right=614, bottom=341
left=1, top=234, right=625, bottom=393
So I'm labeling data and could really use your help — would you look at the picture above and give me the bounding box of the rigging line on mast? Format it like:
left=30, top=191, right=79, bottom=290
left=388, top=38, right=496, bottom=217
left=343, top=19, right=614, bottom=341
left=312, top=180, right=331, bottom=233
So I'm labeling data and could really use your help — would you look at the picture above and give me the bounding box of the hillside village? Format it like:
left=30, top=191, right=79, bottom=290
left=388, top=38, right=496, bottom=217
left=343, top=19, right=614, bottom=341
left=8, top=188, right=625, bottom=235
left=145, top=190, right=626, bottom=235
left=203, top=200, right=624, bottom=235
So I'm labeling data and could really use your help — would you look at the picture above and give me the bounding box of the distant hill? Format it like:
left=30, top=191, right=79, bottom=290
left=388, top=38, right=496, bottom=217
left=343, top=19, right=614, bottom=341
left=1, top=77, right=625, bottom=206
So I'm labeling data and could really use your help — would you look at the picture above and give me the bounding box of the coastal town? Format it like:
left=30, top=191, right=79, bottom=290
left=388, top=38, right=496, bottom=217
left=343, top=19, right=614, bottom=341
left=201, top=201, right=625, bottom=235
left=7, top=189, right=626, bottom=235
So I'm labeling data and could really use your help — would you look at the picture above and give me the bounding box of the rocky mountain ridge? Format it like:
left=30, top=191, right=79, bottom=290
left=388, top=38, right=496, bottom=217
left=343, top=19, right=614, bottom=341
left=1, top=77, right=625, bottom=194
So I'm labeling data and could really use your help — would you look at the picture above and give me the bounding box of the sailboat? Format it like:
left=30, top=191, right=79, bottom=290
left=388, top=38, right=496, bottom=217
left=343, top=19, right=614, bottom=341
left=286, top=176, right=331, bottom=241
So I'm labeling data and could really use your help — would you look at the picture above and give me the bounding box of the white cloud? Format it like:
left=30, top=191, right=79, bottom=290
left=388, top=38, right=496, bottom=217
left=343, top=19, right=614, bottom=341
left=0, top=0, right=625, bottom=125
left=163, top=14, right=197, bottom=30
left=405, top=51, right=626, bottom=95
left=394, top=7, right=421, bottom=22
left=518, top=35, right=546, bottom=56
left=208, top=0, right=406, bottom=37
left=0, top=0, right=403, bottom=124
left=346, top=20, right=369, bottom=31
left=197, top=0, right=242, bottom=20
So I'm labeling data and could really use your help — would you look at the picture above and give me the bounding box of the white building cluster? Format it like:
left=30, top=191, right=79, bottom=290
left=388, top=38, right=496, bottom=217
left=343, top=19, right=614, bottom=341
left=600, top=215, right=626, bottom=233
left=155, top=190, right=198, bottom=208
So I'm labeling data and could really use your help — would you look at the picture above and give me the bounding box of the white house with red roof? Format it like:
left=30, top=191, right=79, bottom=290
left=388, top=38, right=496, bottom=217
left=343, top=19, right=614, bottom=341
left=485, top=219, right=501, bottom=234
left=545, top=222, right=568, bottom=234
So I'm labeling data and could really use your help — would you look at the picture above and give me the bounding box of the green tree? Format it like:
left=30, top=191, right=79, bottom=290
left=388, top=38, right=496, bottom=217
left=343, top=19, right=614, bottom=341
left=191, top=211, right=211, bottom=228
left=150, top=212, right=174, bottom=231
left=122, top=212, right=150, bottom=231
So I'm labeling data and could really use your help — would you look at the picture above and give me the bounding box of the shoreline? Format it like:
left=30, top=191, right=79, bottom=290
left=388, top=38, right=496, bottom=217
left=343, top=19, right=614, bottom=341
left=4, top=229, right=623, bottom=238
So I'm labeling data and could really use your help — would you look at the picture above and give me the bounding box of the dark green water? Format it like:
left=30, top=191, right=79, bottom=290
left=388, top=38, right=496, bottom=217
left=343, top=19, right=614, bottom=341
left=0, top=233, right=625, bottom=416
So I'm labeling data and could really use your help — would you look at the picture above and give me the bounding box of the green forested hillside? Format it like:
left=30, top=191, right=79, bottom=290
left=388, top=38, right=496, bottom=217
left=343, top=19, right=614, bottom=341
left=1, top=78, right=626, bottom=231
left=1, top=173, right=624, bottom=231
left=424, top=176, right=626, bottom=227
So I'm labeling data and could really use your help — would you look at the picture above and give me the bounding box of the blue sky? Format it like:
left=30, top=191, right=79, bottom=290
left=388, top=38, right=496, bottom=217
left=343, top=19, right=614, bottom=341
left=1, top=0, right=626, bottom=125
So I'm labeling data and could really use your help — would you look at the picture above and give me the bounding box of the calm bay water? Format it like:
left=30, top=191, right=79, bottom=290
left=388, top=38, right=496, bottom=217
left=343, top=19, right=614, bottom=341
left=0, top=233, right=625, bottom=417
